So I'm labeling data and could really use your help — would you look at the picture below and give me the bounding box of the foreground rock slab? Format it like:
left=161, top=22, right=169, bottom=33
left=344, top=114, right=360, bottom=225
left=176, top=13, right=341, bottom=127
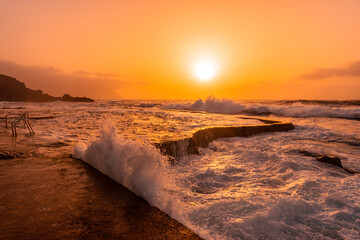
left=0, top=155, right=202, bottom=239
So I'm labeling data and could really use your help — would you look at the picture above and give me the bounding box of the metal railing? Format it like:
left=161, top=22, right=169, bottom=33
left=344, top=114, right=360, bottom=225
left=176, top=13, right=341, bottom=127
left=5, top=113, right=35, bottom=137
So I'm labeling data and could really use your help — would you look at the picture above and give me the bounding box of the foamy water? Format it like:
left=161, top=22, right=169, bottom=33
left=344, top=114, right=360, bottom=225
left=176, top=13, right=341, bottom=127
left=164, top=97, right=360, bottom=119
left=1, top=98, right=359, bottom=239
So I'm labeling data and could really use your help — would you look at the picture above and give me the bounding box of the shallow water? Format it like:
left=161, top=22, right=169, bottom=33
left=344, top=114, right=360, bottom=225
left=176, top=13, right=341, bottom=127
left=1, top=98, right=359, bottom=239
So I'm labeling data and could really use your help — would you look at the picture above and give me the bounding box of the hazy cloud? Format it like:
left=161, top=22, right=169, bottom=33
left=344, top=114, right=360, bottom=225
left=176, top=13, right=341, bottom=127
left=0, top=60, right=129, bottom=99
left=297, top=61, right=360, bottom=80
left=72, top=70, right=120, bottom=78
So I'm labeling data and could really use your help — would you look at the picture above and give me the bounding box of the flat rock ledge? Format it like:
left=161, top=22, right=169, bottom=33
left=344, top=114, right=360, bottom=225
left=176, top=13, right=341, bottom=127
left=155, top=118, right=295, bottom=161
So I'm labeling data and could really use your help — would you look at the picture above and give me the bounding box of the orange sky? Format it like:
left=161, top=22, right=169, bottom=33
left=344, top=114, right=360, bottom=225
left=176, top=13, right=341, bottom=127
left=0, top=0, right=359, bottom=99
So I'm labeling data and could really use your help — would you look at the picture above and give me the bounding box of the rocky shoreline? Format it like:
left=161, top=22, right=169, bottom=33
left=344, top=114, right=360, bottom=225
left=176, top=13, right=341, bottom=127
left=0, top=74, right=94, bottom=102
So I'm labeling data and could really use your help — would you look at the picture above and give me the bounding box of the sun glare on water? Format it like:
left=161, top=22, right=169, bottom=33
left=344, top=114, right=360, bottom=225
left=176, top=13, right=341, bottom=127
left=193, top=59, right=218, bottom=82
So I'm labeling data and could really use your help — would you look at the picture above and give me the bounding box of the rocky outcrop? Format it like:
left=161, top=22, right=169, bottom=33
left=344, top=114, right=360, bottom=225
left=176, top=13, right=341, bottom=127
left=316, top=155, right=343, bottom=168
left=58, top=94, right=94, bottom=102
left=156, top=120, right=295, bottom=161
left=0, top=74, right=94, bottom=102
left=299, top=150, right=359, bottom=174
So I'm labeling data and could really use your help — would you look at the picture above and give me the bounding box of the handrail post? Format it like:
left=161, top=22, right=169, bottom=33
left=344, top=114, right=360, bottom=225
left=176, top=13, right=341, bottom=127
left=6, top=113, right=35, bottom=137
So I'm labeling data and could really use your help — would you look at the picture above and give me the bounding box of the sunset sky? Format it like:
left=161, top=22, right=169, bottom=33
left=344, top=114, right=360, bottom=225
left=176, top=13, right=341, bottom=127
left=0, top=0, right=359, bottom=99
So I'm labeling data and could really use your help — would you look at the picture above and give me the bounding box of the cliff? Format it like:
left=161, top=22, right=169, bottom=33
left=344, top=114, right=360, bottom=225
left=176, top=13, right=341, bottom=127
left=0, top=74, right=94, bottom=102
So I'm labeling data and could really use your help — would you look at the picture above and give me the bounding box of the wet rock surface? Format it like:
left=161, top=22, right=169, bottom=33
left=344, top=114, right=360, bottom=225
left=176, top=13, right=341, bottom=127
left=0, top=155, right=202, bottom=240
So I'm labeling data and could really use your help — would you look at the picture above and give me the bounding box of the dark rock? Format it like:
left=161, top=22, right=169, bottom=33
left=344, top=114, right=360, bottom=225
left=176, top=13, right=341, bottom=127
left=316, top=155, right=343, bottom=168
left=300, top=151, right=358, bottom=174
left=59, top=94, right=93, bottom=102
left=0, top=151, right=16, bottom=159
left=0, top=151, right=33, bottom=160
left=343, top=168, right=359, bottom=174
left=0, top=74, right=94, bottom=102
left=315, top=155, right=359, bottom=174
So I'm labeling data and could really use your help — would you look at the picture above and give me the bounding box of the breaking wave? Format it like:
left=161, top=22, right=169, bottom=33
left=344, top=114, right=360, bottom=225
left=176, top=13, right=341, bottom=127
left=73, top=122, right=184, bottom=220
left=163, top=97, right=360, bottom=120
left=72, top=122, right=211, bottom=239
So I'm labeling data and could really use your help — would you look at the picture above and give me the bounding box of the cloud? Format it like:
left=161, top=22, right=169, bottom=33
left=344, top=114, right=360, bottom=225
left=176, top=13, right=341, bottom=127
left=297, top=61, right=360, bottom=80
left=72, top=70, right=121, bottom=78
left=0, top=60, right=130, bottom=99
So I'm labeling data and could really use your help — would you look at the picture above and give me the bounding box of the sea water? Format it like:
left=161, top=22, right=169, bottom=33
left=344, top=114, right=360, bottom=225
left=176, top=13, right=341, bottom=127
left=1, top=98, right=359, bottom=239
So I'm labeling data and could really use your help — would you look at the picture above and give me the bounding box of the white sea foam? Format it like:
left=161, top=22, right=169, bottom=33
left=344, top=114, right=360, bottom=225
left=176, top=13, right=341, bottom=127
left=164, top=97, right=360, bottom=119
left=137, top=102, right=160, bottom=108
left=173, top=127, right=360, bottom=240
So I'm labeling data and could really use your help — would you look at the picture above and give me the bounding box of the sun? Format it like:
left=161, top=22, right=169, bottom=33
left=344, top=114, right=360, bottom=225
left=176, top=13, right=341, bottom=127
left=193, top=59, right=218, bottom=81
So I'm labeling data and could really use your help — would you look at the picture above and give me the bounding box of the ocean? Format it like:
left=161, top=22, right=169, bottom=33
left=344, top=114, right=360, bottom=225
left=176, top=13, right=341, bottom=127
left=1, top=98, right=359, bottom=239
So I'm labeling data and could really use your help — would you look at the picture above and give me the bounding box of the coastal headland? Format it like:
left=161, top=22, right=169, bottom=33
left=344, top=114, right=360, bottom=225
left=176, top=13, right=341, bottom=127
left=0, top=74, right=94, bottom=102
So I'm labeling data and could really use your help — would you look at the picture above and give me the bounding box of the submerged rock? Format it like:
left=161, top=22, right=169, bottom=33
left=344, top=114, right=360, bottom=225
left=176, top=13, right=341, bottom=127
left=299, top=150, right=359, bottom=174
left=316, top=155, right=343, bottom=168
left=0, top=74, right=94, bottom=102
left=0, top=151, right=28, bottom=159
left=0, top=151, right=16, bottom=159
